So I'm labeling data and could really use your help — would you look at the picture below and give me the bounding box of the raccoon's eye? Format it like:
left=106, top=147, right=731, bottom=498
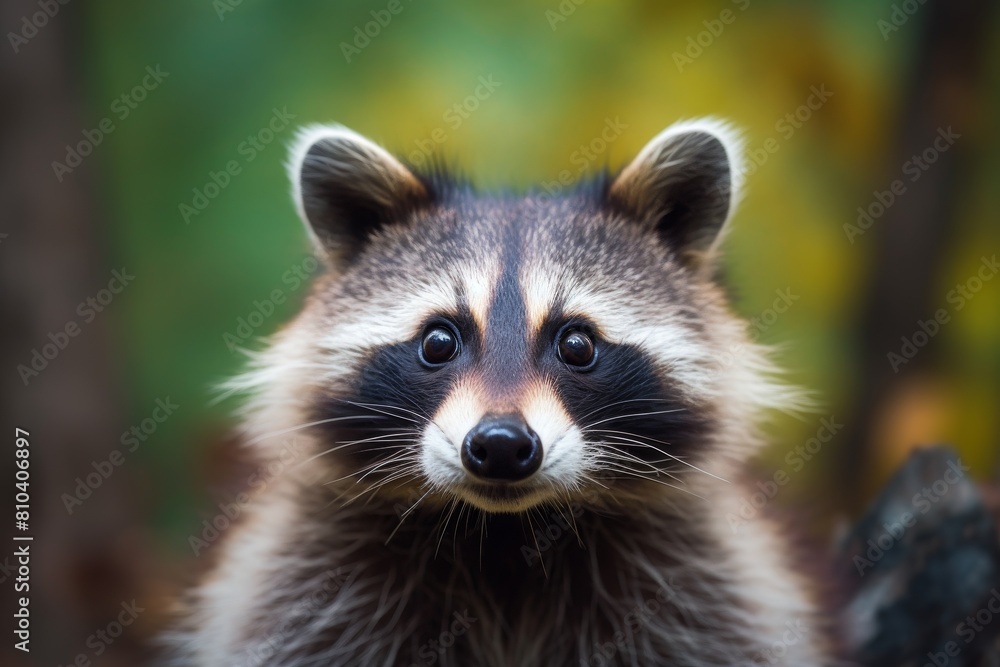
left=557, top=329, right=595, bottom=368
left=420, top=326, right=459, bottom=365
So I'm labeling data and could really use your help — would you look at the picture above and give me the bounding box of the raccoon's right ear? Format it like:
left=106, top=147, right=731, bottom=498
left=288, top=125, right=430, bottom=263
left=607, top=118, right=744, bottom=270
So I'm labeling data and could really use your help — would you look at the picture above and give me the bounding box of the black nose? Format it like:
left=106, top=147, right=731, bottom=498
left=462, top=414, right=543, bottom=482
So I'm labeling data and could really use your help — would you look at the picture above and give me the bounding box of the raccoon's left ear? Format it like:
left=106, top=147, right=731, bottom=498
left=288, top=125, right=431, bottom=264
left=607, top=118, right=743, bottom=269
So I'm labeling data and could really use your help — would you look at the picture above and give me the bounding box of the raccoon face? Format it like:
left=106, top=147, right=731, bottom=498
left=270, top=120, right=772, bottom=514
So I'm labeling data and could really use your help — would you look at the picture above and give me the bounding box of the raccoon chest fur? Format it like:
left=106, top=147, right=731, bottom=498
left=187, top=483, right=822, bottom=666
left=166, top=119, right=832, bottom=666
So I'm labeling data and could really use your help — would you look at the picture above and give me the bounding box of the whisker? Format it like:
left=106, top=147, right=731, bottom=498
left=597, top=457, right=669, bottom=474
left=548, top=491, right=582, bottom=545
left=478, top=511, right=487, bottom=571
left=582, top=408, right=684, bottom=430
left=595, top=466, right=705, bottom=500
left=588, top=431, right=730, bottom=483
left=435, top=499, right=460, bottom=559
left=592, top=436, right=679, bottom=466
left=585, top=428, right=674, bottom=447
left=345, top=401, right=427, bottom=424
left=386, top=487, right=434, bottom=545
left=560, top=492, right=583, bottom=547
left=323, top=460, right=413, bottom=486
left=525, top=511, right=547, bottom=577
left=398, top=488, right=434, bottom=522
left=322, top=456, right=416, bottom=486
left=355, top=453, right=419, bottom=483
left=245, top=414, right=386, bottom=447
left=338, top=469, right=420, bottom=507
left=592, top=444, right=665, bottom=471
left=579, top=473, right=610, bottom=491
left=593, top=455, right=681, bottom=482
left=453, top=503, right=469, bottom=557
left=577, top=398, right=674, bottom=423
left=297, top=432, right=420, bottom=467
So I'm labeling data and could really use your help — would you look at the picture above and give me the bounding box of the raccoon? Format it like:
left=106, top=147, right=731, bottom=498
left=166, top=119, right=834, bottom=666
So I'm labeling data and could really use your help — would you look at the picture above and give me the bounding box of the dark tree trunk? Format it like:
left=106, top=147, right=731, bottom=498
left=838, top=0, right=996, bottom=512
left=0, top=3, right=151, bottom=665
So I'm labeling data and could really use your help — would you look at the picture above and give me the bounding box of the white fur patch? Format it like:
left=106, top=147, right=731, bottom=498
left=428, top=378, right=486, bottom=459
left=521, top=265, right=558, bottom=336
left=318, top=278, right=459, bottom=360
left=420, top=422, right=468, bottom=490
left=458, top=259, right=501, bottom=333
left=519, top=380, right=585, bottom=486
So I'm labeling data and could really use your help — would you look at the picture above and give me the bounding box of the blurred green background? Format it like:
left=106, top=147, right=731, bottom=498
left=83, top=0, right=1000, bottom=538
left=3, top=0, right=999, bottom=664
